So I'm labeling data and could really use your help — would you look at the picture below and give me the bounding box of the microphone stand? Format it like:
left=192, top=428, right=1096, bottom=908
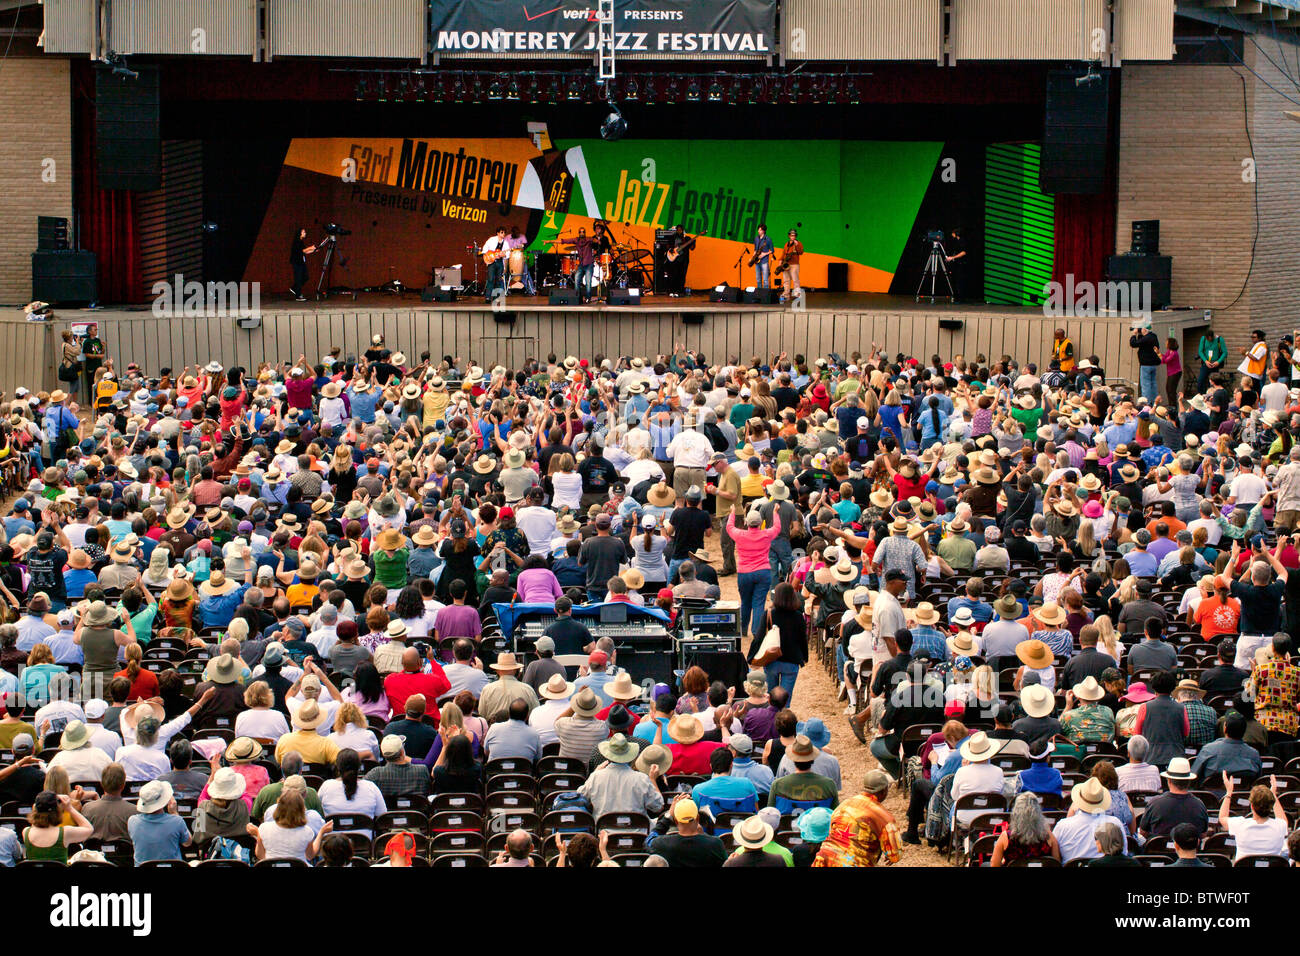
left=734, top=247, right=750, bottom=289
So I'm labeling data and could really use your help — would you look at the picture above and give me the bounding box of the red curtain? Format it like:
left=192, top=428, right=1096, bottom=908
left=1051, top=72, right=1120, bottom=287
left=72, top=63, right=144, bottom=304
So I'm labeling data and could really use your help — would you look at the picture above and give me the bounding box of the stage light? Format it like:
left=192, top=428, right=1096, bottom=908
left=413, top=75, right=426, bottom=100
left=624, top=77, right=640, bottom=101
left=452, top=75, right=466, bottom=102
left=487, top=78, right=503, bottom=100
left=845, top=77, right=860, bottom=105
left=398, top=74, right=411, bottom=99
left=428, top=77, right=444, bottom=103
left=601, top=105, right=628, bottom=141
left=506, top=79, right=520, bottom=100
left=707, top=78, right=724, bottom=102
left=526, top=75, right=541, bottom=101
left=354, top=78, right=368, bottom=100
left=642, top=76, right=657, bottom=104
left=376, top=74, right=389, bottom=102
left=567, top=75, right=583, bottom=100
left=785, top=76, right=801, bottom=103
left=686, top=78, right=701, bottom=102
left=547, top=75, right=562, bottom=103
left=472, top=75, right=484, bottom=99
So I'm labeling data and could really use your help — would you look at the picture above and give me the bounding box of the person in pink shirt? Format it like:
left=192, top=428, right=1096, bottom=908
left=515, top=555, right=563, bottom=604
left=726, top=508, right=782, bottom=641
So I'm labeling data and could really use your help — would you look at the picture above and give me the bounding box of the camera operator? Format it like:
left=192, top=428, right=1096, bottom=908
left=944, top=227, right=966, bottom=301
left=289, top=227, right=317, bottom=301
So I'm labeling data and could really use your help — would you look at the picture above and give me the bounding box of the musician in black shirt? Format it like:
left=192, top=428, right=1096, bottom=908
left=289, top=228, right=316, bottom=301
left=663, top=225, right=692, bottom=298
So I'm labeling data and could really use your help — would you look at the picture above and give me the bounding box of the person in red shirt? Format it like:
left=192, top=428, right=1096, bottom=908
left=664, top=713, right=726, bottom=775
left=383, top=646, right=450, bottom=720
left=115, top=644, right=159, bottom=701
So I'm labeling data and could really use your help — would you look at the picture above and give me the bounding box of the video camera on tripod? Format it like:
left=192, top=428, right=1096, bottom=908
left=322, top=223, right=352, bottom=237
left=915, top=227, right=954, bottom=302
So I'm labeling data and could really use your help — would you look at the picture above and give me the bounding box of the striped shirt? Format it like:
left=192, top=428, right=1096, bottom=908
left=553, top=715, right=610, bottom=762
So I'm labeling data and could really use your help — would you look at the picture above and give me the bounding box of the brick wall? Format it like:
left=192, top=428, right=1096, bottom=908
left=1116, top=47, right=1300, bottom=360
left=0, top=57, right=73, bottom=306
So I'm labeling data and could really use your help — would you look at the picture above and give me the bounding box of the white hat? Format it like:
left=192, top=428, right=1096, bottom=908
left=84, top=699, right=108, bottom=720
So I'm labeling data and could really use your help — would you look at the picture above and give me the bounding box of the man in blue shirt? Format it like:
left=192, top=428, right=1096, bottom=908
left=727, top=734, right=774, bottom=795
left=946, top=579, right=994, bottom=625
left=3, top=500, right=35, bottom=539
left=753, top=224, right=774, bottom=288
left=127, top=780, right=192, bottom=864
left=632, top=693, right=680, bottom=746
left=346, top=381, right=379, bottom=424
left=691, top=749, right=759, bottom=828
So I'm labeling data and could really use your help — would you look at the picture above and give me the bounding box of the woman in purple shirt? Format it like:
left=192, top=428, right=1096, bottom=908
left=515, top=555, right=563, bottom=604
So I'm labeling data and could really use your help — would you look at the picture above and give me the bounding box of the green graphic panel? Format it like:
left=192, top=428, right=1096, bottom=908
left=984, top=143, right=1055, bottom=307
left=566, top=139, right=942, bottom=274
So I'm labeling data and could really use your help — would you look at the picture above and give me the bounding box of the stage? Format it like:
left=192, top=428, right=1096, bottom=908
left=1, top=292, right=1209, bottom=396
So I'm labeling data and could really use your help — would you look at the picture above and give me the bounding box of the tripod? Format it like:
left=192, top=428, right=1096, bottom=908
left=915, top=240, right=954, bottom=302
left=314, top=235, right=357, bottom=301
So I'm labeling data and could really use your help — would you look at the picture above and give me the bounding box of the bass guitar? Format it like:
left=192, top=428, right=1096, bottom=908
left=665, top=234, right=698, bottom=263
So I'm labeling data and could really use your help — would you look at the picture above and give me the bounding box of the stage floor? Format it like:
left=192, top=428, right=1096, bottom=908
left=82, top=290, right=1047, bottom=317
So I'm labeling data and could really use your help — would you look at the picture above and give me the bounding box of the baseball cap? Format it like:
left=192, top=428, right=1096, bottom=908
left=380, top=735, right=405, bottom=759
left=594, top=513, right=612, bottom=529
left=534, top=635, right=555, bottom=653
left=729, top=733, right=754, bottom=756
left=84, top=698, right=108, bottom=720
left=672, top=799, right=699, bottom=823
left=588, top=650, right=609, bottom=667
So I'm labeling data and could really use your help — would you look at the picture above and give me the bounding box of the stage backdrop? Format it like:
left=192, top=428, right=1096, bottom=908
left=242, top=134, right=943, bottom=294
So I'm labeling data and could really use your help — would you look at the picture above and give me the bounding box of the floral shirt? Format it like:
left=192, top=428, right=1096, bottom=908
left=813, top=791, right=901, bottom=868
left=1061, top=703, right=1116, bottom=744
left=1252, top=657, right=1300, bottom=737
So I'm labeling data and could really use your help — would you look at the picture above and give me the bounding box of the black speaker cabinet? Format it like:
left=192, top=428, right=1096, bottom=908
left=826, top=261, right=849, bottom=293
left=549, top=288, right=579, bottom=306
left=609, top=288, right=642, bottom=306
left=493, top=310, right=517, bottom=325
left=709, top=285, right=741, bottom=303
left=1131, top=220, right=1160, bottom=256
left=681, top=312, right=705, bottom=326
left=1041, top=69, right=1110, bottom=195
left=742, top=288, right=779, bottom=305
left=1104, top=254, right=1172, bottom=310
left=32, top=251, right=98, bottom=303
left=431, top=287, right=457, bottom=302
left=96, top=65, right=161, bottom=191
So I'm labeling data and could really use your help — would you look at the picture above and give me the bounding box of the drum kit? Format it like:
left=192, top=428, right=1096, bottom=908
left=458, top=236, right=654, bottom=300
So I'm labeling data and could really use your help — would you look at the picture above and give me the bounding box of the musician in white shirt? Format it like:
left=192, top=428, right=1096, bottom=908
left=481, top=227, right=508, bottom=304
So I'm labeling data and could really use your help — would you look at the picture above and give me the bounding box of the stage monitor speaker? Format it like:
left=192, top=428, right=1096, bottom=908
left=32, top=251, right=98, bottom=303
left=432, top=287, right=457, bottom=302
left=681, top=312, right=705, bottom=326
left=1104, top=254, right=1171, bottom=309
left=826, top=261, right=849, bottom=293
left=549, top=288, right=579, bottom=306
left=421, top=285, right=436, bottom=301
left=37, top=216, right=69, bottom=251
left=609, top=288, right=642, bottom=306
left=493, top=310, right=517, bottom=325
left=937, top=318, right=965, bottom=331
left=1130, top=219, right=1160, bottom=256
left=709, top=285, right=740, bottom=303
left=742, top=288, right=779, bottom=305
left=1041, top=69, right=1109, bottom=195
left=95, top=65, right=161, bottom=191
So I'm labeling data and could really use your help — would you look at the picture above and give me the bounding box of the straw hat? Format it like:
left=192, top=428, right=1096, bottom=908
left=82, top=600, right=117, bottom=627
left=768, top=480, right=790, bottom=502
left=570, top=687, right=601, bottom=717
left=472, top=455, right=497, bottom=475
left=539, top=673, right=573, bottom=700
left=647, top=482, right=675, bottom=507
left=204, top=653, right=242, bottom=685
left=596, top=733, right=640, bottom=764
left=667, top=714, right=705, bottom=745
left=292, top=700, right=327, bottom=730
left=830, top=559, right=857, bottom=583
left=200, top=570, right=240, bottom=597
left=869, top=488, right=894, bottom=510
left=136, top=780, right=173, bottom=814
left=1035, top=601, right=1067, bottom=627
left=165, top=505, right=194, bottom=529
left=786, top=733, right=820, bottom=763
left=1070, top=777, right=1112, bottom=813
left=503, top=447, right=527, bottom=470
left=732, top=815, right=774, bottom=850
left=1020, top=684, right=1056, bottom=719
left=972, top=466, right=1001, bottom=485
left=166, top=577, right=195, bottom=602
left=1072, top=676, right=1105, bottom=701
left=635, top=743, right=673, bottom=777
left=947, top=631, right=978, bottom=656
left=412, top=525, right=439, bottom=547
left=621, top=568, right=645, bottom=591
left=122, top=700, right=166, bottom=734
left=1051, top=499, right=1077, bottom=517
left=109, top=541, right=135, bottom=564
left=1016, top=638, right=1054, bottom=670
left=490, top=652, right=522, bottom=672
left=959, top=731, right=1003, bottom=763
left=1079, top=474, right=1102, bottom=492
left=911, top=602, right=940, bottom=626
left=59, top=720, right=91, bottom=751
left=224, top=736, right=263, bottom=763
left=208, top=767, right=248, bottom=801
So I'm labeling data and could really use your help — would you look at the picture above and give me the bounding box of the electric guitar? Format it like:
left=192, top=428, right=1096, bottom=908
left=482, top=246, right=508, bottom=265
left=665, top=234, right=698, bottom=263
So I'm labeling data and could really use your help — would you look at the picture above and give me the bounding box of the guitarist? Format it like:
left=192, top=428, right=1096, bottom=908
left=664, top=224, right=693, bottom=298
left=779, top=228, right=803, bottom=305
left=752, top=223, right=774, bottom=289
left=564, top=227, right=596, bottom=304
left=481, top=226, right=509, bottom=303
